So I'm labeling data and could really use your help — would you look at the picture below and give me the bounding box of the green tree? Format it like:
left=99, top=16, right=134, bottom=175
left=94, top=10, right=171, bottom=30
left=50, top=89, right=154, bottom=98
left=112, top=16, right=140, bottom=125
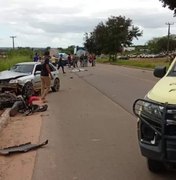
left=57, top=46, right=74, bottom=54
left=159, top=0, right=176, bottom=15
left=147, top=35, right=176, bottom=53
left=84, top=16, right=142, bottom=60
left=46, top=46, right=51, bottom=51
left=65, top=45, right=75, bottom=54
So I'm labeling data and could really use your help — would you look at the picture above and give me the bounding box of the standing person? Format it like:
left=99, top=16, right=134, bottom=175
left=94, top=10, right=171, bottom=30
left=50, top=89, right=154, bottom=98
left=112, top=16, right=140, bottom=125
left=72, top=54, right=78, bottom=68
left=33, top=52, right=39, bottom=62
left=80, top=54, right=84, bottom=67
left=92, top=54, right=96, bottom=66
left=50, top=55, right=56, bottom=66
left=58, top=54, right=66, bottom=74
left=40, top=51, right=53, bottom=103
left=84, top=53, right=88, bottom=67
left=67, top=54, right=72, bottom=68
left=88, top=54, right=93, bottom=65
left=74, top=54, right=78, bottom=68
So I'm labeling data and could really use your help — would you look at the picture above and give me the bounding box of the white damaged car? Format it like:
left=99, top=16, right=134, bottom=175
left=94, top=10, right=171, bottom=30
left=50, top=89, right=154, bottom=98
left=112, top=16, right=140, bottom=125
left=0, top=62, right=60, bottom=97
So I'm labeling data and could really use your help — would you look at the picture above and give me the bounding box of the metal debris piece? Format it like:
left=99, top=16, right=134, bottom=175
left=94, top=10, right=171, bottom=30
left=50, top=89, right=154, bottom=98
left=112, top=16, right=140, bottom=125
left=0, top=140, right=48, bottom=155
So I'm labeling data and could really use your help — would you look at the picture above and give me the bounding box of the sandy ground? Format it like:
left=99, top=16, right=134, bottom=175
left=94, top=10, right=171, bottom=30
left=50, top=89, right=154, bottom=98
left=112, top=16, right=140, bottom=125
left=0, top=103, right=45, bottom=180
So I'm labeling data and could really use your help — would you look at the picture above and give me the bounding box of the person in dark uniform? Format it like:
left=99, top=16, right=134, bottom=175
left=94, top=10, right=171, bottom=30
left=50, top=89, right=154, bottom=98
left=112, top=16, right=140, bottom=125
left=40, top=51, right=53, bottom=102
left=58, top=54, right=66, bottom=74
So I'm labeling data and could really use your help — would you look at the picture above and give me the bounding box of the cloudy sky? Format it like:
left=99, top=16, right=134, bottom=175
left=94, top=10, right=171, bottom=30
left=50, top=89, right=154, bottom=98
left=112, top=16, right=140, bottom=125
left=0, top=0, right=175, bottom=48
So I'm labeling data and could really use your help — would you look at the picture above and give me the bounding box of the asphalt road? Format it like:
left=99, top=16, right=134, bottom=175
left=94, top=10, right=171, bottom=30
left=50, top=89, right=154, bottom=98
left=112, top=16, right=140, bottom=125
left=32, top=64, right=176, bottom=180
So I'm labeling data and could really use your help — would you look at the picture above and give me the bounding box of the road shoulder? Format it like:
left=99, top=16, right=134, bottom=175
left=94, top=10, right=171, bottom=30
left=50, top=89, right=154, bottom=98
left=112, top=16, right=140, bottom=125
left=0, top=113, right=42, bottom=180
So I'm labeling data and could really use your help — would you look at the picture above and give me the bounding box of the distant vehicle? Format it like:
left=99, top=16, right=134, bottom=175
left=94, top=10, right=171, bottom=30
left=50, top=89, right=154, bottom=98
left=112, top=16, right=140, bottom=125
left=74, top=46, right=86, bottom=57
left=117, top=56, right=129, bottom=60
left=0, top=62, right=60, bottom=97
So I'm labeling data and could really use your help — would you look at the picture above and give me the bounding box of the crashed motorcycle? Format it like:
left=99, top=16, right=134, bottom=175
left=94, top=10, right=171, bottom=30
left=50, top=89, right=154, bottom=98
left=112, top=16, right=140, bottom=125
left=0, top=92, right=48, bottom=116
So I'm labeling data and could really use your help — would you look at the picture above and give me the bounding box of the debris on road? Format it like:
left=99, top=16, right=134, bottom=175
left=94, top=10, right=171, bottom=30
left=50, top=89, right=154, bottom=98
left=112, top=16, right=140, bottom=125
left=0, top=140, right=48, bottom=155
left=71, top=68, right=88, bottom=73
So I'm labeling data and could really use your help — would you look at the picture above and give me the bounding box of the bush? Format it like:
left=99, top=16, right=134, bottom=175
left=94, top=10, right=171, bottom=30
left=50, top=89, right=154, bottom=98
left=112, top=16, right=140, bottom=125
left=0, top=48, right=33, bottom=71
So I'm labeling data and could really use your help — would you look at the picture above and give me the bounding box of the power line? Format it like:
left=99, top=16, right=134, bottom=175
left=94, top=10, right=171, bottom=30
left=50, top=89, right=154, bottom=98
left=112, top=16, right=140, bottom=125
left=165, top=22, right=174, bottom=55
left=10, top=36, right=17, bottom=49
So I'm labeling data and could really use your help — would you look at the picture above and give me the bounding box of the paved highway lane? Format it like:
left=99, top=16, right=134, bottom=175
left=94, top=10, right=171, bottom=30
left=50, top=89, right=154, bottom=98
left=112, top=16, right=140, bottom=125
left=76, top=64, right=158, bottom=114
left=33, top=64, right=176, bottom=180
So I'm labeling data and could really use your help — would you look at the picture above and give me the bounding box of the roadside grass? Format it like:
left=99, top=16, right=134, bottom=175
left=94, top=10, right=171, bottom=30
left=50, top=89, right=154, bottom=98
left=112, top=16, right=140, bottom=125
left=96, top=57, right=170, bottom=69
left=0, top=56, right=31, bottom=72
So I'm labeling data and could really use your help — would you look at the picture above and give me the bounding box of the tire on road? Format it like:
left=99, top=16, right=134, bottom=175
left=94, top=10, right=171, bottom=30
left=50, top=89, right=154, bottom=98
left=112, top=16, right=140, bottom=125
left=51, top=78, right=60, bottom=92
left=22, top=82, right=34, bottom=97
left=147, top=158, right=166, bottom=173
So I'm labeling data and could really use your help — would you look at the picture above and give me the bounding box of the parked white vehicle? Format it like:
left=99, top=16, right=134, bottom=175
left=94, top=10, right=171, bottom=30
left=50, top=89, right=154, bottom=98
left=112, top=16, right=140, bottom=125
left=0, top=62, right=60, bottom=97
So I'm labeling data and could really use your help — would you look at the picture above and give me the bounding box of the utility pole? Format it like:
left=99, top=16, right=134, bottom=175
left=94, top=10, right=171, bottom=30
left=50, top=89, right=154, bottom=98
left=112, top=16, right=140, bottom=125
left=10, top=36, right=16, bottom=49
left=166, top=22, right=174, bottom=55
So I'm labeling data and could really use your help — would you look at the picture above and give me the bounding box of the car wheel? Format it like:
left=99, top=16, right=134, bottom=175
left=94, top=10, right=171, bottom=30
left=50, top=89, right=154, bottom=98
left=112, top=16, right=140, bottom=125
left=147, top=158, right=166, bottom=173
left=52, top=78, right=60, bottom=92
left=22, top=82, right=34, bottom=97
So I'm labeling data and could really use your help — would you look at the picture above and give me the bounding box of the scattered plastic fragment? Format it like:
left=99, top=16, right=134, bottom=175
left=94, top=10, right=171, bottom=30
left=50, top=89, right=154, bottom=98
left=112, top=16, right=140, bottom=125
left=0, top=140, right=48, bottom=155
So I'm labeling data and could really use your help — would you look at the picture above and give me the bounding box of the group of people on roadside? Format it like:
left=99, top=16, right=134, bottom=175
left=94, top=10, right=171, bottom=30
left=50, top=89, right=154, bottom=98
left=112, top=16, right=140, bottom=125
left=49, top=53, right=96, bottom=72
left=33, top=52, right=66, bottom=74
left=79, top=54, right=96, bottom=67
left=34, top=52, right=96, bottom=71
left=67, top=54, right=79, bottom=68
left=67, top=53, right=96, bottom=68
left=34, top=51, right=96, bottom=103
left=33, top=53, right=42, bottom=62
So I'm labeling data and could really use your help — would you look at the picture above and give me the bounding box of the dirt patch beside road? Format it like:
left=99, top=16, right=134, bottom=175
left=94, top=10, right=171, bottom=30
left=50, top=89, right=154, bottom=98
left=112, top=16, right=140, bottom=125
left=0, top=113, right=42, bottom=180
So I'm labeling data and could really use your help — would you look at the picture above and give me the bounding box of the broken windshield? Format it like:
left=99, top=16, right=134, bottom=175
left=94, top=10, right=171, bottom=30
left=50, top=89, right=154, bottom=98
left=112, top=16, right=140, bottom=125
left=10, top=64, right=34, bottom=74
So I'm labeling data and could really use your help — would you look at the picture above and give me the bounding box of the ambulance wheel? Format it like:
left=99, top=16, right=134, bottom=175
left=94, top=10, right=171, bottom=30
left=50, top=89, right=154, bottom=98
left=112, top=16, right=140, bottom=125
left=147, top=158, right=165, bottom=173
